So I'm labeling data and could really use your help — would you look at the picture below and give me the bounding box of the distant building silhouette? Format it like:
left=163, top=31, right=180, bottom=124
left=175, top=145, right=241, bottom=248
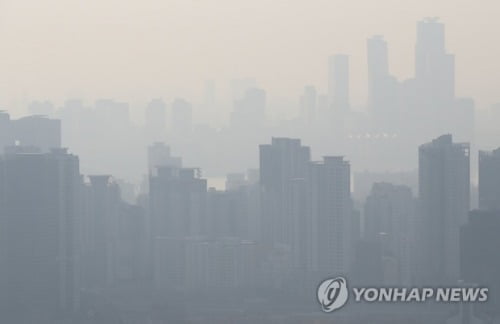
left=415, top=17, right=455, bottom=109
left=95, top=99, right=130, bottom=125
left=299, top=86, right=317, bottom=125
left=367, top=35, right=399, bottom=116
left=171, top=98, right=193, bottom=136
left=328, top=54, right=350, bottom=112
left=203, top=80, right=217, bottom=124
left=147, top=142, right=182, bottom=175
left=145, top=99, right=167, bottom=142
left=231, top=87, right=266, bottom=129
left=367, top=35, right=389, bottom=110
left=230, top=77, right=257, bottom=101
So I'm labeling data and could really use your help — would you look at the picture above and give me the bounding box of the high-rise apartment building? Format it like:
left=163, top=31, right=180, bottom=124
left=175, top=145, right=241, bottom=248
left=418, top=134, right=470, bottom=283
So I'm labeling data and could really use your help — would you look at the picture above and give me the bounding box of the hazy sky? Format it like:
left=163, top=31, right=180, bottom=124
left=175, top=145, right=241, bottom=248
left=0, top=0, right=499, bottom=119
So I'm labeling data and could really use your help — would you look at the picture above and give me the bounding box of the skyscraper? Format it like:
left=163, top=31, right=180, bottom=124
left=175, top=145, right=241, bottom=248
left=415, top=17, right=455, bottom=109
left=328, top=54, right=350, bottom=112
left=149, top=167, right=207, bottom=293
left=171, top=98, right=193, bottom=136
left=308, top=156, right=352, bottom=279
left=203, top=80, right=217, bottom=124
left=367, top=35, right=398, bottom=114
left=81, top=175, right=121, bottom=288
left=418, top=134, right=470, bottom=283
left=299, top=85, right=317, bottom=125
left=478, top=148, right=500, bottom=211
left=259, top=138, right=310, bottom=248
left=0, top=148, right=81, bottom=320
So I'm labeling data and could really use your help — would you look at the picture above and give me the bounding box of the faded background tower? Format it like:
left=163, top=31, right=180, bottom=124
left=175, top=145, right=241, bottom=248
left=415, top=17, right=455, bottom=110
left=328, top=54, right=350, bottom=113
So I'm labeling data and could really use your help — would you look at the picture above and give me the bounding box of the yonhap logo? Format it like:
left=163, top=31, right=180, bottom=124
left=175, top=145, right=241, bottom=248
left=317, top=276, right=349, bottom=312
left=317, top=276, right=489, bottom=313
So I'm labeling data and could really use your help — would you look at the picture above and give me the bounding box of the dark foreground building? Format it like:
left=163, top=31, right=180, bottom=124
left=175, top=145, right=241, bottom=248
left=0, top=148, right=81, bottom=322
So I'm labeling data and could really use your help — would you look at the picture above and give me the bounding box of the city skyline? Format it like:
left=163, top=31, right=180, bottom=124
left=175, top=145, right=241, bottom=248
left=0, top=4, right=500, bottom=118
left=1, top=7, right=500, bottom=323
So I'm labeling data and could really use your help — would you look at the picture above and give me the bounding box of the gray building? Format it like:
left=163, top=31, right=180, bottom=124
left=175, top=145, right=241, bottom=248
left=0, top=148, right=81, bottom=321
left=0, top=112, right=61, bottom=153
left=147, top=142, right=182, bottom=174
left=328, top=54, right=350, bottom=112
left=259, top=138, right=310, bottom=248
left=308, top=156, right=352, bottom=280
left=299, top=85, right=317, bottom=125
left=171, top=98, right=193, bottom=136
left=418, top=134, right=470, bottom=283
left=149, top=166, right=207, bottom=238
left=460, top=210, right=500, bottom=317
left=478, top=148, right=500, bottom=211
left=367, top=35, right=399, bottom=117
left=364, top=182, right=416, bottom=285
left=415, top=17, right=455, bottom=109
left=81, top=175, right=121, bottom=288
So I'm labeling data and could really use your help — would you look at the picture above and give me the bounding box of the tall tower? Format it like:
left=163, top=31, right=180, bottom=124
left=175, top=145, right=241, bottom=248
left=415, top=17, right=455, bottom=108
left=0, top=148, right=81, bottom=320
left=259, top=138, right=310, bottom=248
left=367, top=35, right=390, bottom=112
left=328, top=54, right=350, bottom=113
left=309, top=156, right=352, bottom=279
left=418, top=134, right=470, bottom=283
left=171, top=98, right=193, bottom=136
left=81, top=175, right=121, bottom=288
left=299, top=85, right=317, bottom=125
